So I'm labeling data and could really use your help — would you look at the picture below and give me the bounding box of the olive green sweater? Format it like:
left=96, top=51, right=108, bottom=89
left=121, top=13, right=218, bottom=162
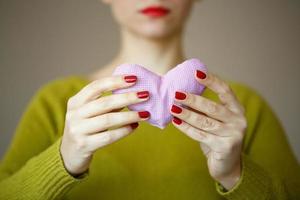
left=0, top=75, right=299, bottom=200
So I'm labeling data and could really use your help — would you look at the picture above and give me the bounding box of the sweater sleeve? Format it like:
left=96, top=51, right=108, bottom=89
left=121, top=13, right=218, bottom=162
left=0, top=80, right=88, bottom=199
left=215, top=84, right=300, bottom=199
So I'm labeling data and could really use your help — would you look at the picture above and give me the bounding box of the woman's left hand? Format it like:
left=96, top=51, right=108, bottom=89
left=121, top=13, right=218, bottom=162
left=170, top=71, right=247, bottom=190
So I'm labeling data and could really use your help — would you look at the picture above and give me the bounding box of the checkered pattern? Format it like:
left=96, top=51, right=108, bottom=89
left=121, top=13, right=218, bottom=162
left=112, top=58, right=207, bottom=129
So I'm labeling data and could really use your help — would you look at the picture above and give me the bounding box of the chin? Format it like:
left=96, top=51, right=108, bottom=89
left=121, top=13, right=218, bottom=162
left=129, top=22, right=181, bottom=39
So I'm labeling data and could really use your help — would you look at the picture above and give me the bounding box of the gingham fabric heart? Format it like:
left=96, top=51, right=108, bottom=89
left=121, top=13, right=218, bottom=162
left=112, top=58, right=207, bottom=129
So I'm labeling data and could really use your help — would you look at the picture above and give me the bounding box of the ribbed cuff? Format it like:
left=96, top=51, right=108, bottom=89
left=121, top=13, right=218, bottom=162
left=19, top=138, right=89, bottom=199
left=215, top=153, right=272, bottom=200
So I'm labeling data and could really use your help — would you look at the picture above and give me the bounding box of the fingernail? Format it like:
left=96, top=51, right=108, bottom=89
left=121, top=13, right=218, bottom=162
left=175, top=91, right=186, bottom=100
left=124, top=75, right=137, bottom=83
left=137, top=91, right=149, bottom=99
left=130, top=122, right=139, bottom=129
left=171, top=104, right=182, bottom=114
left=173, top=117, right=182, bottom=125
left=138, top=111, right=150, bottom=119
left=196, top=70, right=206, bottom=79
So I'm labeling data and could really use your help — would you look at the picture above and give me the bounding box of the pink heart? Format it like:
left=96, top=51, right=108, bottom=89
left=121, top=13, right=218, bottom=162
left=112, top=58, right=207, bottom=129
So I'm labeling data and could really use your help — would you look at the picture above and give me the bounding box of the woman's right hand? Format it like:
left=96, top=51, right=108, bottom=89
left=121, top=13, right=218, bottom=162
left=60, top=75, right=150, bottom=176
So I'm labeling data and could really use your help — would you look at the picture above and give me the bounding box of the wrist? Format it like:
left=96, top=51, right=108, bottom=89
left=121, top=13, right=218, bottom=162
left=217, top=162, right=241, bottom=191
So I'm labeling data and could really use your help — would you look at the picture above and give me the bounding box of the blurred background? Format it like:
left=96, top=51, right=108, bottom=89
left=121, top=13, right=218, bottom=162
left=0, top=0, right=299, bottom=161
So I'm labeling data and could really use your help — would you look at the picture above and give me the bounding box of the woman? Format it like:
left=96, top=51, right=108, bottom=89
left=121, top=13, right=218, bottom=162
left=0, top=0, right=299, bottom=199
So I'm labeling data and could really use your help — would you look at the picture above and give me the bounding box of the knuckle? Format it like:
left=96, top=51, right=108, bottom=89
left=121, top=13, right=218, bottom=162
left=107, top=93, right=134, bottom=109
left=124, top=92, right=136, bottom=103
left=128, top=92, right=137, bottom=99
left=102, top=77, right=116, bottom=89
left=91, top=77, right=112, bottom=92
left=198, top=116, right=214, bottom=130
left=212, top=121, right=221, bottom=130
left=185, top=124, right=194, bottom=134
left=184, top=109, right=193, bottom=121
left=126, top=111, right=137, bottom=121
left=186, top=93, right=196, bottom=105
left=102, top=132, right=112, bottom=143
left=206, top=102, right=218, bottom=115
left=101, top=114, right=112, bottom=127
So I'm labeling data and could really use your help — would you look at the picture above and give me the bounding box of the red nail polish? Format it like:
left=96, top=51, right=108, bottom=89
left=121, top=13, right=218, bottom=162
left=130, top=122, right=139, bottom=129
left=137, top=91, right=149, bottom=99
left=173, top=117, right=182, bottom=125
left=175, top=91, right=186, bottom=100
left=171, top=105, right=182, bottom=114
left=196, top=70, right=206, bottom=79
left=138, top=111, right=150, bottom=119
left=124, top=75, right=137, bottom=83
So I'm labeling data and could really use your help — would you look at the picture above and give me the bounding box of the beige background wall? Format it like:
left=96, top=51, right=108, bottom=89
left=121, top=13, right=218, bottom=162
left=1, top=0, right=299, bottom=161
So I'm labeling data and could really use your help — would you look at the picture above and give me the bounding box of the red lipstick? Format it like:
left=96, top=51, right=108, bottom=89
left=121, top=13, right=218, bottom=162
left=140, top=6, right=170, bottom=18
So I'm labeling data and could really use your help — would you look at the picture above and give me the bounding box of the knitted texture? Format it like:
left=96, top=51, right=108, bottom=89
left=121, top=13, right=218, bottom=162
left=1, top=75, right=299, bottom=199
left=0, top=138, right=87, bottom=199
left=216, top=153, right=272, bottom=199
left=112, top=58, right=207, bottom=129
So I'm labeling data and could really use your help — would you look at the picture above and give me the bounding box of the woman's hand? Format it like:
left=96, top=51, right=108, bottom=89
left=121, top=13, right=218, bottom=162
left=60, top=75, right=150, bottom=176
left=170, top=71, right=247, bottom=190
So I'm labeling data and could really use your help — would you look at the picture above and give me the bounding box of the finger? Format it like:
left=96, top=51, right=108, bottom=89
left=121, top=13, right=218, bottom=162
left=86, top=123, right=138, bottom=151
left=174, top=91, right=236, bottom=122
left=68, top=75, right=137, bottom=110
left=170, top=104, right=231, bottom=137
left=171, top=117, right=221, bottom=151
left=194, top=71, right=243, bottom=114
left=76, top=91, right=149, bottom=118
left=74, top=111, right=150, bottom=134
left=173, top=117, right=242, bottom=161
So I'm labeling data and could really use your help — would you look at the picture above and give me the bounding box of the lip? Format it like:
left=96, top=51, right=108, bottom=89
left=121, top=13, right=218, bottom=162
left=140, top=6, right=170, bottom=18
